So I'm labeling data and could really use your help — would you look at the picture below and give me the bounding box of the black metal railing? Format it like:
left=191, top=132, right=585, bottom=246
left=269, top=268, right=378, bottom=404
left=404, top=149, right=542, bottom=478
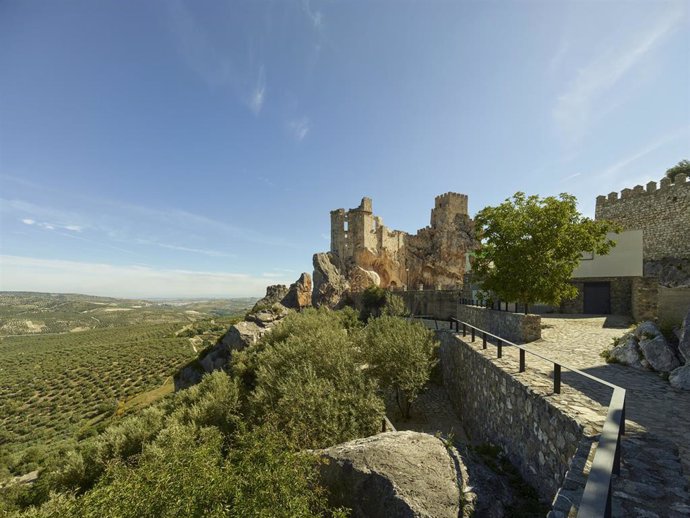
left=413, top=315, right=626, bottom=518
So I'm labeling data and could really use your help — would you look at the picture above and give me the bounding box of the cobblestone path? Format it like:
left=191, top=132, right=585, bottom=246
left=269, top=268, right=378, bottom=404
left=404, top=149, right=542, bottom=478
left=418, top=315, right=690, bottom=516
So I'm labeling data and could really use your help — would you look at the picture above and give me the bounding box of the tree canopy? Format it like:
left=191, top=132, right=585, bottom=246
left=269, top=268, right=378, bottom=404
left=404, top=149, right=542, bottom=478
left=665, top=159, right=690, bottom=183
left=472, top=192, right=619, bottom=308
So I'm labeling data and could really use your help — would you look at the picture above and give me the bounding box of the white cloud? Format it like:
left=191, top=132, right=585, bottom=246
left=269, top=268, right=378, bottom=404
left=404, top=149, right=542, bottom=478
left=64, top=225, right=82, bottom=232
left=21, top=218, right=35, bottom=225
left=0, top=255, right=283, bottom=298
left=287, top=117, right=310, bottom=141
left=553, top=5, right=684, bottom=142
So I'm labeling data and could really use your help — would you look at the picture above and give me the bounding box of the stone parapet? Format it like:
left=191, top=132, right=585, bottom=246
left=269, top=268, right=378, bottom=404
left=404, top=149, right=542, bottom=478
left=456, top=304, right=541, bottom=343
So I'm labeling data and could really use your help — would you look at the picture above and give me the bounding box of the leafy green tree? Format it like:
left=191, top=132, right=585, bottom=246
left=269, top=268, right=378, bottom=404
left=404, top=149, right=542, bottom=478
left=473, top=192, right=619, bottom=310
left=665, top=159, right=690, bottom=183
left=362, top=316, right=438, bottom=418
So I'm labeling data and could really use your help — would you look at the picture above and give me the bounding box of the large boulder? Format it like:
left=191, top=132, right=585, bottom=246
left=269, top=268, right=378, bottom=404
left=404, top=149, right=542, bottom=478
left=281, top=272, right=313, bottom=310
left=633, top=321, right=662, bottom=340
left=252, top=284, right=289, bottom=311
left=316, top=431, right=461, bottom=518
left=609, top=335, right=644, bottom=369
left=312, top=252, right=350, bottom=308
left=678, top=309, right=690, bottom=364
left=669, top=365, right=690, bottom=390
left=639, top=334, right=681, bottom=373
left=348, top=266, right=381, bottom=292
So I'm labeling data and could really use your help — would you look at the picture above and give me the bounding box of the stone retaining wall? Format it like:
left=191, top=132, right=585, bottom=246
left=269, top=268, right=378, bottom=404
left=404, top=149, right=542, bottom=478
left=437, top=331, right=596, bottom=504
left=456, top=304, right=541, bottom=343
left=658, top=286, right=690, bottom=327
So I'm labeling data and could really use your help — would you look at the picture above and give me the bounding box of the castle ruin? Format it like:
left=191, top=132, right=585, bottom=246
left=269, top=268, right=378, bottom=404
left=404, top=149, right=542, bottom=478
left=321, top=193, right=476, bottom=295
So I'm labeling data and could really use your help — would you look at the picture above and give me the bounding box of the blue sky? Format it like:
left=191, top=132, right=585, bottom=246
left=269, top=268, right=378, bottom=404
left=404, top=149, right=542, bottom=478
left=1, top=0, right=688, bottom=298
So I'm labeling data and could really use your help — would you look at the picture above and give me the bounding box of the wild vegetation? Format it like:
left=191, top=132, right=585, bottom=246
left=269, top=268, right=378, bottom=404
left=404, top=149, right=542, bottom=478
left=0, top=304, right=438, bottom=517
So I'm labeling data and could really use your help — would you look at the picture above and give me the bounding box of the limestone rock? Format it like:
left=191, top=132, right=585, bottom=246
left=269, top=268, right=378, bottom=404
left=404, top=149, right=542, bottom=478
left=316, top=431, right=461, bottom=518
left=348, top=266, right=381, bottom=292
left=312, top=252, right=350, bottom=308
left=252, top=284, right=289, bottom=311
left=679, top=309, right=690, bottom=364
left=281, top=272, right=313, bottom=309
left=634, top=321, right=662, bottom=340
left=221, top=320, right=266, bottom=351
left=669, top=365, right=690, bottom=390
left=246, top=306, right=289, bottom=327
left=639, top=335, right=681, bottom=373
left=609, top=336, right=644, bottom=369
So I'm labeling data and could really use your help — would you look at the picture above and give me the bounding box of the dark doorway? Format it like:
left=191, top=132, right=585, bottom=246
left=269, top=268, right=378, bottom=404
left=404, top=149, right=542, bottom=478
left=583, top=282, right=611, bottom=314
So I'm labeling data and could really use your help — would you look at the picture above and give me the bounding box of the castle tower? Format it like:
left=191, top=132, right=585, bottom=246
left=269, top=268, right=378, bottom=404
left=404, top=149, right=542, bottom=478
left=430, top=192, right=469, bottom=228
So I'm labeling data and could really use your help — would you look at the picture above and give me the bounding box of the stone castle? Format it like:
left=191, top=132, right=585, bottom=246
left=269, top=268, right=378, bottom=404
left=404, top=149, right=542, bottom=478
left=313, top=193, right=477, bottom=306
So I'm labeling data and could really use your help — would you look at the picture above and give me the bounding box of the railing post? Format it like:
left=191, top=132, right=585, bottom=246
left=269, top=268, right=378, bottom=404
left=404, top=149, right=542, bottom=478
left=554, top=364, right=561, bottom=394
left=515, top=302, right=518, bottom=313
left=471, top=327, right=475, bottom=342
left=482, top=332, right=487, bottom=349
left=497, top=340, right=502, bottom=358
left=382, top=418, right=387, bottom=432
left=621, top=400, right=626, bottom=435
left=519, top=349, right=525, bottom=372
left=462, top=323, right=466, bottom=337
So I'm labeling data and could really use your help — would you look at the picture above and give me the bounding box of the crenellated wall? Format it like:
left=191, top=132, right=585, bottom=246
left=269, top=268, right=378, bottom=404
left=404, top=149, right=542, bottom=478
left=595, top=174, right=690, bottom=261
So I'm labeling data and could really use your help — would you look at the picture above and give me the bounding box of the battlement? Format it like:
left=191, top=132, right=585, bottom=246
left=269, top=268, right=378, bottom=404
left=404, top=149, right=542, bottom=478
left=595, top=174, right=689, bottom=207
left=434, top=192, right=468, bottom=212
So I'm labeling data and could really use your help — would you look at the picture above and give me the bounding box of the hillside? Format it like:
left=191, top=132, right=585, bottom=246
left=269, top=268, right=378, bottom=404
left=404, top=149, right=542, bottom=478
left=0, top=292, right=255, bottom=336
left=0, top=292, right=253, bottom=479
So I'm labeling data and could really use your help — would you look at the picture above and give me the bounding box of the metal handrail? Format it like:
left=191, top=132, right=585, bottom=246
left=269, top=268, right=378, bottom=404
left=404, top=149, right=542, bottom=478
left=413, top=315, right=626, bottom=518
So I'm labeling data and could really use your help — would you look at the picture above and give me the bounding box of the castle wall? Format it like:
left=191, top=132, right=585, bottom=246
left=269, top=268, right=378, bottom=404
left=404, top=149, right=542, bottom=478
left=595, top=174, right=690, bottom=261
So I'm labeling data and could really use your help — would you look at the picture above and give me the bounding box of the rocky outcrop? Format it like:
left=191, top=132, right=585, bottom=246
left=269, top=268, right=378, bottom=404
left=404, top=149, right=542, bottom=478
left=316, top=431, right=461, bottom=518
left=644, top=258, right=690, bottom=288
left=669, top=365, right=690, bottom=390
left=281, top=272, right=312, bottom=310
left=312, top=252, right=350, bottom=308
left=252, top=284, right=289, bottom=311
left=348, top=266, right=381, bottom=292
left=175, top=303, right=291, bottom=390
left=679, top=309, right=690, bottom=363
left=639, top=335, right=681, bottom=373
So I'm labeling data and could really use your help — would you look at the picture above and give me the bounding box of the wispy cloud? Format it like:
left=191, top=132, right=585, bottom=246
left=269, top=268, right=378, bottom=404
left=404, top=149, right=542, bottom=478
left=249, top=65, right=266, bottom=114
left=287, top=117, right=310, bottom=141
left=136, top=238, right=236, bottom=258
left=302, top=0, right=323, bottom=30
left=597, top=126, right=689, bottom=179
left=561, top=172, right=581, bottom=183
left=553, top=5, right=685, bottom=142
left=0, top=255, right=275, bottom=298
left=19, top=216, right=83, bottom=233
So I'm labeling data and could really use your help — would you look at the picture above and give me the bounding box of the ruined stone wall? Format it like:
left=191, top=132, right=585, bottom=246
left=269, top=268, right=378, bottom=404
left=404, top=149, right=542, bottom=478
left=398, top=290, right=460, bottom=320
left=437, top=331, right=592, bottom=502
left=595, top=174, right=690, bottom=261
left=657, top=287, right=690, bottom=327
left=631, top=277, right=658, bottom=322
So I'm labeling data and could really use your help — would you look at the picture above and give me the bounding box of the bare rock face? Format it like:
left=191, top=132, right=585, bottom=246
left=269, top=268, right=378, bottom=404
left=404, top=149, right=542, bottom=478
left=312, top=253, right=350, bottom=308
left=669, top=365, right=690, bottom=390
left=679, top=309, right=690, bottom=364
left=634, top=321, right=662, bottom=340
left=252, top=284, right=289, bottom=311
left=639, top=334, right=681, bottom=373
left=348, top=266, right=381, bottom=292
left=281, top=272, right=313, bottom=310
left=316, top=431, right=461, bottom=518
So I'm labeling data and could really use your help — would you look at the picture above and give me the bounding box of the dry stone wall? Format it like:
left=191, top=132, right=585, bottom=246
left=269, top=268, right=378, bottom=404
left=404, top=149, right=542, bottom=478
left=437, top=330, right=596, bottom=504
left=456, top=304, right=541, bottom=343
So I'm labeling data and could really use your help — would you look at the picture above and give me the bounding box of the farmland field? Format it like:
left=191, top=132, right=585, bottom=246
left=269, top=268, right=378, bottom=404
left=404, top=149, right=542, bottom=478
left=0, top=292, right=253, bottom=479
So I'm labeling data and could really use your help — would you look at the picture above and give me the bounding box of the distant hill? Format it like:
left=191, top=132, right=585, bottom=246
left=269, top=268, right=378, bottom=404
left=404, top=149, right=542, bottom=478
left=0, top=292, right=256, bottom=336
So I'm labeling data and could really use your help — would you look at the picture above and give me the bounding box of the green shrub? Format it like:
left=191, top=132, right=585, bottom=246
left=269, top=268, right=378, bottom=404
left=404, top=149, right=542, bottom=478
left=362, top=316, right=438, bottom=418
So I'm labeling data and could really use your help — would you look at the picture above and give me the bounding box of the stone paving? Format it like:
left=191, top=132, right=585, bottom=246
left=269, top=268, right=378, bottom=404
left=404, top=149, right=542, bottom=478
left=417, top=315, right=690, bottom=517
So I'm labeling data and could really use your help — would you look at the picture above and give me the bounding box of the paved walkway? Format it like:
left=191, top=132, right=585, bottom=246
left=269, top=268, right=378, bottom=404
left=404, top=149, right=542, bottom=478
left=417, top=315, right=690, bottom=517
